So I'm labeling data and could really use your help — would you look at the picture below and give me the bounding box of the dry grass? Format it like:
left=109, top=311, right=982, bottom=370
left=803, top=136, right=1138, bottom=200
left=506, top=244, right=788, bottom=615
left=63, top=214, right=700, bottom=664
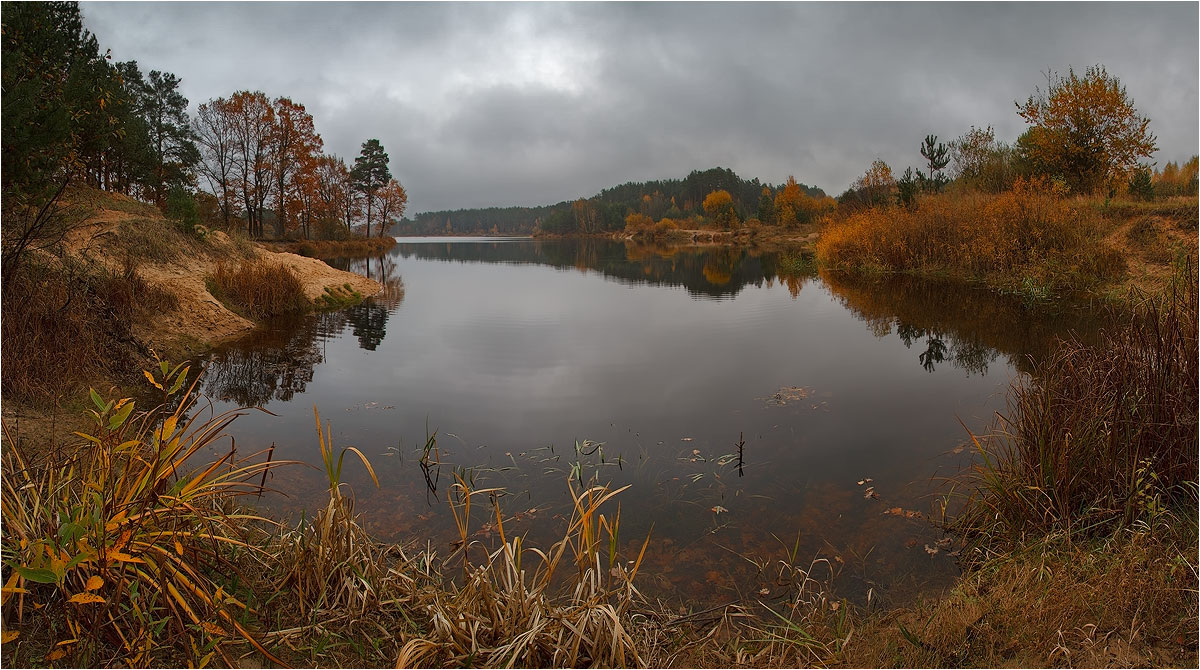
left=817, top=179, right=1125, bottom=297
left=1, top=259, right=179, bottom=405
left=844, top=528, right=1197, bottom=668
left=205, top=261, right=309, bottom=320
left=955, top=262, right=1197, bottom=545
left=261, top=237, right=397, bottom=258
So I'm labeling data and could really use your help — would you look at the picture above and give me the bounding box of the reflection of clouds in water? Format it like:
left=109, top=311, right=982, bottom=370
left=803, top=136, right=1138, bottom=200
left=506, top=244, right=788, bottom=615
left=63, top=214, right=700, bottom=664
left=203, top=239, right=1104, bottom=608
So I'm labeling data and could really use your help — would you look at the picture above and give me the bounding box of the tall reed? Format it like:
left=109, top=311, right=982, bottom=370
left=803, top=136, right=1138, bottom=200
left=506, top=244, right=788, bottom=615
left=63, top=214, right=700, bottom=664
left=956, top=261, right=1198, bottom=545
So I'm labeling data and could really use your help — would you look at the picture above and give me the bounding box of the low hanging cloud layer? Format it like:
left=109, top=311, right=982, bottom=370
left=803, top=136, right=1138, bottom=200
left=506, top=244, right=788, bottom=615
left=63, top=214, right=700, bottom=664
left=79, top=2, right=1198, bottom=214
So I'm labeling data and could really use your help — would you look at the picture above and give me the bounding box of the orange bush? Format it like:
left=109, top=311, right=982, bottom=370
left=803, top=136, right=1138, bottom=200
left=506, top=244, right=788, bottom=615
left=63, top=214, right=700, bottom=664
left=816, top=178, right=1124, bottom=293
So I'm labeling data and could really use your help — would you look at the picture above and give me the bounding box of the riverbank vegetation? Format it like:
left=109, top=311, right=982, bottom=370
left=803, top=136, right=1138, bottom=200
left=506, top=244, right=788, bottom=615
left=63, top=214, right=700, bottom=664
left=4, top=277, right=1196, bottom=666
left=258, top=236, right=398, bottom=259
left=3, top=3, right=1196, bottom=667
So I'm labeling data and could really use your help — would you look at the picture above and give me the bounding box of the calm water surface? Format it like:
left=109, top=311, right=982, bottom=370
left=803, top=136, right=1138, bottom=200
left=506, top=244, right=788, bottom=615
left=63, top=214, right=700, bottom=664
left=202, top=237, right=1100, bottom=607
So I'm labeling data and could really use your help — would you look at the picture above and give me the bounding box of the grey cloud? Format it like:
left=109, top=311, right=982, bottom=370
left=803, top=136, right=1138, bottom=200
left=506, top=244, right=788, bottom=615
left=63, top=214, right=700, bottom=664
left=79, top=2, right=1197, bottom=213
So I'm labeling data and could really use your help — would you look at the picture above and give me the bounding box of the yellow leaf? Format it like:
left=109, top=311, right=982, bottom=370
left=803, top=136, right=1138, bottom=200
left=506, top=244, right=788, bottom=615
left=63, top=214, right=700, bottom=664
left=199, top=622, right=228, bottom=636
left=109, top=552, right=143, bottom=564
left=1, top=630, right=18, bottom=643
left=85, top=575, right=104, bottom=591
left=159, top=416, right=178, bottom=441
left=45, top=649, right=66, bottom=661
left=174, top=540, right=184, bottom=556
left=142, top=370, right=163, bottom=390
left=68, top=593, right=105, bottom=605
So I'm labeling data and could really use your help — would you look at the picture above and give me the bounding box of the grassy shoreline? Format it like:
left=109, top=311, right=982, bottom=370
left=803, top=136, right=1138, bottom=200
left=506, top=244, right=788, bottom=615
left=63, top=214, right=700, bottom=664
left=2, top=191, right=1196, bottom=668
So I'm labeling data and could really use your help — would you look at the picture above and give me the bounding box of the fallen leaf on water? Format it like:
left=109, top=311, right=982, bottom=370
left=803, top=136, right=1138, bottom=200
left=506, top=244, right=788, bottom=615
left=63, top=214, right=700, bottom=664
left=924, top=544, right=939, bottom=556
left=883, top=507, right=924, bottom=519
left=863, top=487, right=878, bottom=500
left=681, top=437, right=693, bottom=442
left=905, top=538, right=919, bottom=548
left=950, top=444, right=966, bottom=455
left=711, top=505, right=728, bottom=514
left=758, top=587, right=770, bottom=596
left=936, top=537, right=953, bottom=549
left=857, top=478, right=873, bottom=486
left=692, top=449, right=701, bottom=456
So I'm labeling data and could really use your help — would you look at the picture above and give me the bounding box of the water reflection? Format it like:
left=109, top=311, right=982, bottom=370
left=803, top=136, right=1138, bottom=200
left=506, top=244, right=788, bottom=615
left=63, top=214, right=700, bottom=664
left=204, top=254, right=405, bottom=406
left=201, top=236, right=1106, bottom=608
left=395, top=238, right=804, bottom=300
left=819, top=269, right=1105, bottom=374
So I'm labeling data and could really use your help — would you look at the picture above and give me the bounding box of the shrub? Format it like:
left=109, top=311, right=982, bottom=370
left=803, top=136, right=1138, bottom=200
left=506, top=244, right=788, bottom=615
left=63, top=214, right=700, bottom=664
left=816, top=178, right=1125, bottom=294
left=206, top=261, right=308, bottom=320
left=1, top=364, right=286, bottom=666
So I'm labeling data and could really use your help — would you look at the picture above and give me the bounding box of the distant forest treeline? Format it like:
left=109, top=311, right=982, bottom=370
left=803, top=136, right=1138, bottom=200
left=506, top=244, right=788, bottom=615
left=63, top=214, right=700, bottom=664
left=396, top=167, right=827, bottom=236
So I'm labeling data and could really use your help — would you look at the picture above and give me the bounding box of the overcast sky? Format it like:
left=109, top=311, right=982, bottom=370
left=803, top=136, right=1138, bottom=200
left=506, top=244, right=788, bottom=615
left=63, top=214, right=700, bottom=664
left=79, top=2, right=1198, bottom=214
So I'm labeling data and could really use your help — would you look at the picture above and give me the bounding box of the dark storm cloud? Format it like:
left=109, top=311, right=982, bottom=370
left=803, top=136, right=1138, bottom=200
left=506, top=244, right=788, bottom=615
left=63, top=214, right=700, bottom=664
left=79, top=2, right=1197, bottom=213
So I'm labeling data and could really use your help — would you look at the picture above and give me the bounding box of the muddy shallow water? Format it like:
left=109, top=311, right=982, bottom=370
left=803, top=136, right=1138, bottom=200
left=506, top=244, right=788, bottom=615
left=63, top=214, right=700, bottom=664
left=201, top=237, right=1102, bottom=608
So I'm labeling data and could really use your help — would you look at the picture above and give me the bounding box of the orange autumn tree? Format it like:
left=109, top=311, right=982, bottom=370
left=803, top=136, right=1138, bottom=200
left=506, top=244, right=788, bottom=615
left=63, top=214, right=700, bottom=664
left=1016, top=65, right=1157, bottom=194
left=702, top=189, right=738, bottom=229
left=227, top=91, right=276, bottom=238
left=373, top=178, right=408, bottom=238
left=270, top=97, right=323, bottom=238
left=773, top=175, right=833, bottom=227
left=313, top=154, right=357, bottom=237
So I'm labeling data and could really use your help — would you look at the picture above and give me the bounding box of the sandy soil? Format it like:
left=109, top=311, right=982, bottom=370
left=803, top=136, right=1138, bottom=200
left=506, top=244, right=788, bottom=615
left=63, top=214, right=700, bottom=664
left=60, top=195, right=383, bottom=355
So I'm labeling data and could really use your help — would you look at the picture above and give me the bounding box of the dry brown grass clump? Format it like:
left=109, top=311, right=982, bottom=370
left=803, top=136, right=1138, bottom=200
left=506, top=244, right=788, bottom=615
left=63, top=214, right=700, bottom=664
left=1, top=260, right=179, bottom=405
left=956, top=263, right=1197, bottom=544
left=206, top=261, right=308, bottom=320
left=844, top=530, right=1198, bottom=668
left=817, top=178, right=1125, bottom=296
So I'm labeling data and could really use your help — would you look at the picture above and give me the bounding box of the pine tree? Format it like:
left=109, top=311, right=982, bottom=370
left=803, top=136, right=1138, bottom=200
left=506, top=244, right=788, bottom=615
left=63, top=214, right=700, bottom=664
left=351, top=139, right=391, bottom=233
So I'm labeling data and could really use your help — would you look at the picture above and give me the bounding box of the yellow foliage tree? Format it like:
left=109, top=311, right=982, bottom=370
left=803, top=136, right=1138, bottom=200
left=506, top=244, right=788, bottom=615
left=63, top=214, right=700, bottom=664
left=702, top=189, right=739, bottom=229
left=1016, top=65, right=1157, bottom=194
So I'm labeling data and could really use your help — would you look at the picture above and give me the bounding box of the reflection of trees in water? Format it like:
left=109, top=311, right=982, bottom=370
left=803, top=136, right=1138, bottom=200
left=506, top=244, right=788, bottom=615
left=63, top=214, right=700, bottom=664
left=822, top=270, right=1103, bottom=375
left=204, top=255, right=406, bottom=406
left=203, top=315, right=330, bottom=406
left=323, top=253, right=405, bottom=309
left=345, top=303, right=389, bottom=351
left=395, top=238, right=804, bottom=299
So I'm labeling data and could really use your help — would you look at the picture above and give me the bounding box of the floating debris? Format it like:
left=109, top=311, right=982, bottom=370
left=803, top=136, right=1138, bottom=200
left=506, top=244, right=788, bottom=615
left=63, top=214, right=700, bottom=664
left=857, top=478, right=873, bottom=486
left=763, top=386, right=813, bottom=407
left=711, top=505, right=728, bottom=515
left=924, top=544, right=939, bottom=556
left=681, top=437, right=694, bottom=442
left=758, top=587, right=770, bottom=596
left=863, top=486, right=879, bottom=500
left=883, top=507, right=923, bottom=519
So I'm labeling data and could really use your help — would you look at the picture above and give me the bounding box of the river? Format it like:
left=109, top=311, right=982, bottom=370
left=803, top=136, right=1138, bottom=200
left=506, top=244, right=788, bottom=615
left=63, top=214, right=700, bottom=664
left=200, top=237, right=1102, bottom=608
